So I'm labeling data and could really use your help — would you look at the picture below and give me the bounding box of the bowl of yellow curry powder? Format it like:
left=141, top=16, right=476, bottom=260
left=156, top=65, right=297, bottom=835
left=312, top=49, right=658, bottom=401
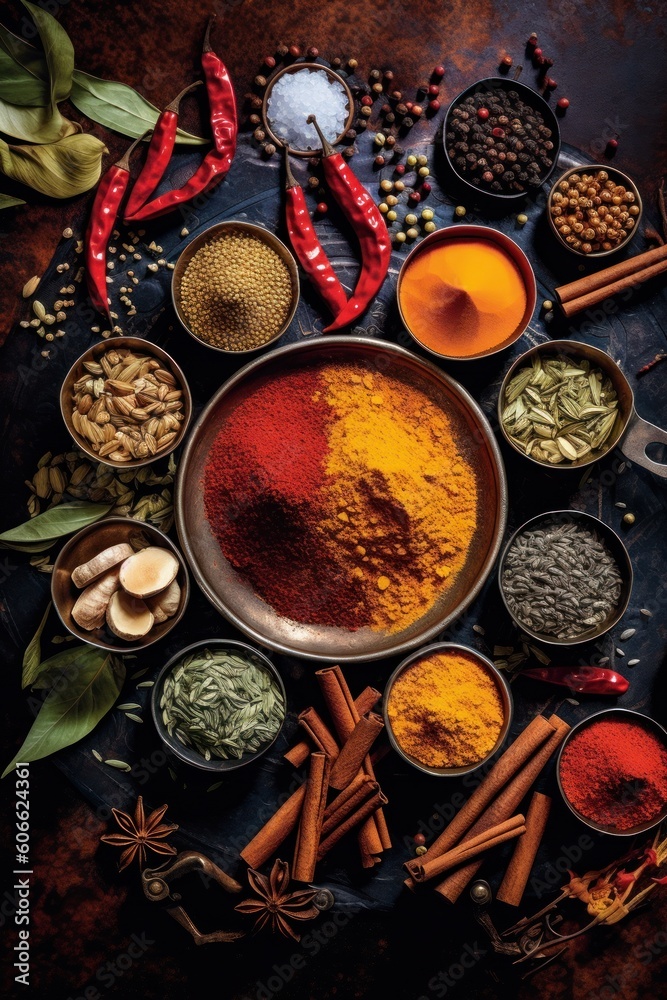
left=383, top=643, right=513, bottom=776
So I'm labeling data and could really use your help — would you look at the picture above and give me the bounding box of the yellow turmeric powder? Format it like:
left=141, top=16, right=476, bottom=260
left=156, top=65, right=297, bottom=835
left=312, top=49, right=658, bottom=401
left=387, top=650, right=505, bottom=768
left=318, top=365, right=479, bottom=633
left=399, top=238, right=528, bottom=358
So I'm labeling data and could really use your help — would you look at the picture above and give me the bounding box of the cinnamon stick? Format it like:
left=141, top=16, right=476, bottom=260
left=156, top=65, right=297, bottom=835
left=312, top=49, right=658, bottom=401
left=496, top=792, right=552, bottom=907
left=433, top=715, right=570, bottom=903
left=293, top=752, right=330, bottom=883
left=317, top=788, right=389, bottom=861
left=284, top=687, right=380, bottom=767
left=316, top=666, right=388, bottom=863
left=240, top=784, right=306, bottom=869
left=558, top=259, right=667, bottom=318
left=404, top=713, right=556, bottom=888
left=322, top=776, right=379, bottom=838
left=408, top=815, right=526, bottom=883
left=555, top=242, right=667, bottom=304
left=330, top=712, right=385, bottom=790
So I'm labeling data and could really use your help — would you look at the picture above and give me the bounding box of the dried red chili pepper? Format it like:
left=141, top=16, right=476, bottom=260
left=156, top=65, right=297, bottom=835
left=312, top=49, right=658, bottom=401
left=283, top=144, right=347, bottom=318
left=308, top=115, right=391, bottom=333
left=85, top=135, right=144, bottom=319
left=124, top=16, right=237, bottom=222
left=123, top=81, right=203, bottom=219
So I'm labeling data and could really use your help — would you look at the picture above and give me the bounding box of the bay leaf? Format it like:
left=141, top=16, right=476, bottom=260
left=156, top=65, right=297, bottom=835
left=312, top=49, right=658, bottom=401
left=28, top=643, right=106, bottom=691
left=0, top=23, right=48, bottom=81
left=0, top=131, right=107, bottom=197
left=0, top=97, right=79, bottom=143
left=0, top=45, right=49, bottom=106
left=0, top=537, right=56, bottom=553
left=2, top=649, right=125, bottom=777
left=22, top=600, right=53, bottom=689
left=0, top=192, right=25, bottom=209
left=21, top=1, right=74, bottom=105
left=70, top=71, right=208, bottom=146
left=0, top=501, right=112, bottom=545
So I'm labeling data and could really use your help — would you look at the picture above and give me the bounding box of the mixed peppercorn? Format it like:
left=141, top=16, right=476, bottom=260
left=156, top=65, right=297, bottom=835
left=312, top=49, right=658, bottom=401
left=446, top=87, right=555, bottom=195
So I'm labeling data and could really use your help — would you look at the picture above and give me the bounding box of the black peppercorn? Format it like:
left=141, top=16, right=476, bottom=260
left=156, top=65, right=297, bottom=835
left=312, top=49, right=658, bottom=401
left=255, top=75, right=267, bottom=88
left=276, top=44, right=289, bottom=58
left=385, top=112, right=395, bottom=124
left=401, top=116, right=414, bottom=129
left=345, top=129, right=357, bottom=141
left=331, top=57, right=342, bottom=68
left=342, top=146, right=355, bottom=159
left=248, top=113, right=261, bottom=125
left=369, top=68, right=381, bottom=80
left=396, top=103, right=408, bottom=116
left=253, top=127, right=266, bottom=142
left=308, top=175, right=319, bottom=188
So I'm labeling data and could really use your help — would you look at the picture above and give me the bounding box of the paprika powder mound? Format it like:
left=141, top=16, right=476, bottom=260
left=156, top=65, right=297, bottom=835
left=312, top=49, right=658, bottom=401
left=559, top=716, right=667, bottom=830
left=202, top=361, right=481, bottom=633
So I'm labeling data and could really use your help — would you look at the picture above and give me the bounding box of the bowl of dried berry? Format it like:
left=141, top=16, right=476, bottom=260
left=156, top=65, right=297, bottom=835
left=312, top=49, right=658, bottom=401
left=444, top=77, right=561, bottom=201
left=547, top=165, right=642, bottom=256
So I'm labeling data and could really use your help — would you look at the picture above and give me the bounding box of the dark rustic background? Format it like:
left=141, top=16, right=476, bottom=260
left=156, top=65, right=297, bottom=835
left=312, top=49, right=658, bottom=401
left=1, top=2, right=667, bottom=999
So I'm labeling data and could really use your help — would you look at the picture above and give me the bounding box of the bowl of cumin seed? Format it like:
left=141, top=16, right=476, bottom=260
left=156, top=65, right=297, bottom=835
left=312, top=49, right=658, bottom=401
left=498, top=509, right=633, bottom=646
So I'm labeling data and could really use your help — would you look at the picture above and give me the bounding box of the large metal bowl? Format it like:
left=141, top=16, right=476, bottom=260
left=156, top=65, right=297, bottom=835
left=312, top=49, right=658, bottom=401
left=175, top=337, right=508, bottom=663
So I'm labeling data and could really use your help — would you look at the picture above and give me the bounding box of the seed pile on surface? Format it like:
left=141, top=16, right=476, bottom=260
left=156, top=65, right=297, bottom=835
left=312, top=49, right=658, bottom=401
left=179, top=232, right=293, bottom=351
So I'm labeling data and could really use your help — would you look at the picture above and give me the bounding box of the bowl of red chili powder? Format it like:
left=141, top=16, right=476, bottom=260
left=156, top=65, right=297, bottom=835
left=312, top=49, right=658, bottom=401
left=557, top=709, right=667, bottom=835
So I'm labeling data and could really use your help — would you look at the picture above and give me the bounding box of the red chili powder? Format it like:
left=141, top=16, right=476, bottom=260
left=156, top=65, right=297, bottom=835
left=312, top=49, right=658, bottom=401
left=559, top=718, right=667, bottom=830
left=203, top=368, right=364, bottom=628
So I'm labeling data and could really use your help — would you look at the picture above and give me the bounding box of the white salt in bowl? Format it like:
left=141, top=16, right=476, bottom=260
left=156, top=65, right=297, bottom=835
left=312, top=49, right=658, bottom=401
left=262, top=63, right=354, bottom=156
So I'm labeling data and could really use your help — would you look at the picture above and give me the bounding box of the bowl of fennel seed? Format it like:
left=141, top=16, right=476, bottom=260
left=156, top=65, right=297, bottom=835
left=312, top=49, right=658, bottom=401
left=152, top=639, right=286, bottom=773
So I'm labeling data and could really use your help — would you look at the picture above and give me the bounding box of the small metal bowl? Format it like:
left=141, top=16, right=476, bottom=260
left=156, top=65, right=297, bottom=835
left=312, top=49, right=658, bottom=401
left=261, top=62, right=354, bottom=157
left=51, top=517, right=190, bottom=653
left=498, top=509, right=633, bottom=647
left=382, top=642, right=513, bottom=777
left=547, top=164, right=642, bottom=258
left=443, top=77, right=561, bottom=203
left=60, top=336, right=192, bottom=471
left=497, top=340, right=667, bottom=478
left=171, top=221, right=300, bottom=354
left=396, top=225, right=537, bottom=361
left=557, top=708, right=667, bottom=836
left=151, top=638, right=287, bottom=774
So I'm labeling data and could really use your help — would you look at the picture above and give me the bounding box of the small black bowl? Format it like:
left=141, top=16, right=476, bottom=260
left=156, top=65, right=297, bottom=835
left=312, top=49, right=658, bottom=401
left=443, top=76, right=562, bottom=204
left=151, top=638, right=287, bottom=774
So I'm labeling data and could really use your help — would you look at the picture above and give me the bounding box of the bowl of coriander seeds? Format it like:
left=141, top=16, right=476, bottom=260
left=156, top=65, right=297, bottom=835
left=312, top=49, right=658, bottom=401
left=547, top=165, right=642, bottom=257
left=171, top=221, right=300, bottom=353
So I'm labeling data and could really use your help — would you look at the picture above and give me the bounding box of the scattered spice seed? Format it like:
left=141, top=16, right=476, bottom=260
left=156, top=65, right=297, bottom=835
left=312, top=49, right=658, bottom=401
left=125, top=713, right=144, bottom=723
left=136, top=680, right=154, bottom=688
left=472, top=624, right=485, bottom=635
left=92, top=750, right=103, bottom=762
left=622, top=513, right=636, bottom=526
left=615, top=502, right=627, bottom=509
left=104, top=759, right=132, bottom=771
left=616, top=648, right=625, bottom=656
left=619, top=628, right=636, bottom=641
left=640, top=609, right=653, bottom=618
left=628, top=659, right=640, bottom=666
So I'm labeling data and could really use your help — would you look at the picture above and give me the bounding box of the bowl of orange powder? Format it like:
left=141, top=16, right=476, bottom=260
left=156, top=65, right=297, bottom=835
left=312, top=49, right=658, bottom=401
left=397, top=226, right=536, bottom=361
left=383, top=642, right=513, bottom=776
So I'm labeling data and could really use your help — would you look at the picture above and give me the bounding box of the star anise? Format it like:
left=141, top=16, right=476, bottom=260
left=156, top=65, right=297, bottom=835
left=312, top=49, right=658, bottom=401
left=234, top=859, right=320, bottom=942
left=100, top=795, right=179, bottom=871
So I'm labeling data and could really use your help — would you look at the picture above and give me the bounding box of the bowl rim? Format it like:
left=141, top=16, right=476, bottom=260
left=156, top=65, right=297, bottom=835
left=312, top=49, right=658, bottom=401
left=51, top=515, right=190, bottom=653
left=556, top=707, right=667, bottom=836
left=150, top=637, right=287, bottom=773
left=170, top=219, right=300, bottom=354
left=396, top=223, right=537, bottom=361
left=547, top=163, right=643, bottom=258
left=497, top=508, right=633, bottom=647
left=59, top=335, right=193, bottom=470
left=443, top=75, right=562, bottom=202
left=382, top=641, right=514, bottom=777
left=261, top=61, right=355, bottom=157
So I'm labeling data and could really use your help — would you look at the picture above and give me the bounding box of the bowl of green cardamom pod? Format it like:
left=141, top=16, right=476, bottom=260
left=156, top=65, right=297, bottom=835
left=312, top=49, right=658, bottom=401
left=151, top=638, right=287, bottom=773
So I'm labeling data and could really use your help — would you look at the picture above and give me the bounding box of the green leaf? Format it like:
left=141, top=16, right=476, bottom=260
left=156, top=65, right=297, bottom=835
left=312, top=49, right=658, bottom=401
left=0, top=131, right=107, bottom=197
left=0, top=192, right=25, bottom=209
left=0, top=23, right=48, bottom=81
left=21, top=1, right=74, bottom=106
left=0, top=501, right=112, bottom=545
left=22, top=601, right=52, bottom=689
left=0, top=45, right=49, bottom=106
left=70, top=71, right=208, bottom=146
left=3, top=649, right=125, bottom=777
left=0, top=537, right=56, bottom=553
left=0, top=97, right=79, bottom=143
left=28, top=643, right=103, bottom=691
